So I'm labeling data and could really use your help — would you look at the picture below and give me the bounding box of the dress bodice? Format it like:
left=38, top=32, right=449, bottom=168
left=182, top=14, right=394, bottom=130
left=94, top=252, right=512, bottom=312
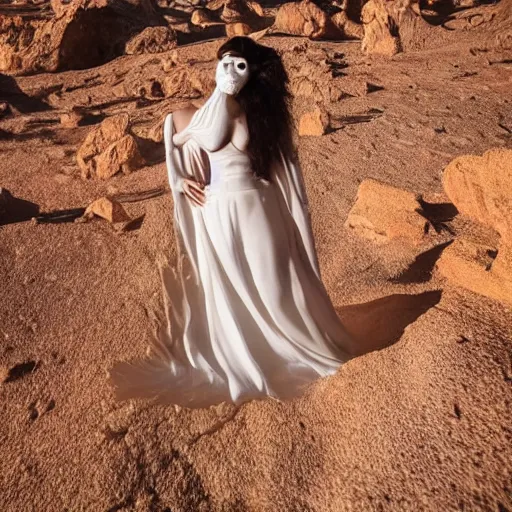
left=170, top=89, right=262, bottom=193
left=207, top=141, right=253, bottom=188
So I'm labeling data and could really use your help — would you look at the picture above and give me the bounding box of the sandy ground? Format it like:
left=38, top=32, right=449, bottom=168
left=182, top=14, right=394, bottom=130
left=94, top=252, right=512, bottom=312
left=1, top=19, right=512, bottom=512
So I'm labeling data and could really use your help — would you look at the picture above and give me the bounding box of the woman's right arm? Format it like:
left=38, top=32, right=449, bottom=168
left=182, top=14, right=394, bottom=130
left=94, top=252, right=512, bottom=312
left=167, top=108, right=207, bottom=207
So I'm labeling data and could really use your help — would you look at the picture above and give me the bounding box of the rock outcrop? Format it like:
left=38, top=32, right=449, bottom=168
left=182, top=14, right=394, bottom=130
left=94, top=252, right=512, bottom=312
left=273, top=0, right=343, bottom=40
left=442, top=148, right=512, bottom=244
left=272, top=0, right=365, bottom=40
left=437, top=148, right=512, bottom=306
left=360, top=0, right=453, bottom=56
left=60, top=110, right=84, bottom=128
left=0, top=0, right=165, bottom=75
left=76, top=114, right=144, bottom=180
left=220, top=0, right=264, bottom=24
left=125, top=26, right=177, bottom=55
left=283, top=44, right=352, bottom=104
left=361, top=0, right=511, bottom=56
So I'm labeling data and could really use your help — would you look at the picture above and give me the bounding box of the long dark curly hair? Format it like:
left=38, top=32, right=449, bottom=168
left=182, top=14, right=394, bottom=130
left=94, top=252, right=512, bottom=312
left=217, top=36, right=294, bottom=182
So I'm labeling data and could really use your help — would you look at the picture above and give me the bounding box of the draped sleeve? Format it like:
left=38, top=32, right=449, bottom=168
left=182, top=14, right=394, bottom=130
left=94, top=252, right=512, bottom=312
left=170, top=88, right=232, bottom=153
left=163, top=113, right=211, bottom=284
left=271, top=149, right=322, bottom=281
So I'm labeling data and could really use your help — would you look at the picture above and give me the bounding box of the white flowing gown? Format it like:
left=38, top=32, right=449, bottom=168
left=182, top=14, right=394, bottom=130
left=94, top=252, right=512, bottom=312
left=108, top=87, right=355, bottom=408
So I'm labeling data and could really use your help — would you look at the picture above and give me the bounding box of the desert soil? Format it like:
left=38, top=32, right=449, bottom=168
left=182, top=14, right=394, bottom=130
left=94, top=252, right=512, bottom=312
left=1, top=16, right=511, bottom=512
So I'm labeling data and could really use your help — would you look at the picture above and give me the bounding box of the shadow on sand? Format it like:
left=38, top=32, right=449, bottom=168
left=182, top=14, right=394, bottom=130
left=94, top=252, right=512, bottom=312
left=0, top=189, right=39, bottom=226
left=0, top=74, right=51, bottom=114
left=337, top=290, right=442, bottom=356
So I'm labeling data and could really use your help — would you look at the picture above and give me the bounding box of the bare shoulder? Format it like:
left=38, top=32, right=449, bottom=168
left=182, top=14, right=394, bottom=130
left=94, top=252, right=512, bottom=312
left=172, top=105, right=198, bottom=133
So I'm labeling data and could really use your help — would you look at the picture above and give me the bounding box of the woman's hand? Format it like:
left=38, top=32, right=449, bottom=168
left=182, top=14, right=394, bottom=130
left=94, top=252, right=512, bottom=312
left=182, top=178, right=206, bottom=207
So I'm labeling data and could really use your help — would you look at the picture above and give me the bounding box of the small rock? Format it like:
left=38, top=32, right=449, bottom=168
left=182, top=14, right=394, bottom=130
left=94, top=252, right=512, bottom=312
left=83, top=197, right=131, bottom=223
left=106, top=185, right=119, bottom=196
left=60, top=110, right=83, bottom=128
left=299, top=107, right=330, bottom=136
left=345, top=179, right=429, bottom=245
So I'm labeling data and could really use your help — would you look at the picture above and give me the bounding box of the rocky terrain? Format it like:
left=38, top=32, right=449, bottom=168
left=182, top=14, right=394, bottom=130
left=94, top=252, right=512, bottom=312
left=0, top=0, right=511, bottom=510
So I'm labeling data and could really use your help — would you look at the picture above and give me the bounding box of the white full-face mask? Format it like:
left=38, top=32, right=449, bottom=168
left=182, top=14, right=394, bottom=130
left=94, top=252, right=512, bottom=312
left=215, top=53, right=250, bottom=96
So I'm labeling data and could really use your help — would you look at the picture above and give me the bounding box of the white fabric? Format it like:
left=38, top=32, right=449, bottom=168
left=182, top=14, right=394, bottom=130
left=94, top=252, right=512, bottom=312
left=108, top=87, right=355, bottom=408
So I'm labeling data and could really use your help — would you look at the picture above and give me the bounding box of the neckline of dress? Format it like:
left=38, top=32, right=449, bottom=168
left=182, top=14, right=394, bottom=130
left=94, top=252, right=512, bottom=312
left=210, top=140, right=245, bottom=155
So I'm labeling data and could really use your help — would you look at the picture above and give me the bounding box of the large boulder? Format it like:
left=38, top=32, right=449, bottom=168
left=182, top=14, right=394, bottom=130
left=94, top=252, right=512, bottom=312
left=273, top=0, right=343, bottom=40
left=76, top=114, right=144, bottom=180
left=436, top=147, right=512, bottom=306
left=361, top=0, right=509, bottom=56
left=361, top=0, right=441, bottom=56
left=442, top=148, right=512, bottom=244
left=345, top=179, right=429, bottom=245
left=95, top=135, right=143, bottom=180
left=219, top=0, right=263, bottom=23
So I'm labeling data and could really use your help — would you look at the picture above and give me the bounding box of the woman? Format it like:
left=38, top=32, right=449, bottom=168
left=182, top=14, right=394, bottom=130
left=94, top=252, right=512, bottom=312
left=108, top=36, right=355, bottom=409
